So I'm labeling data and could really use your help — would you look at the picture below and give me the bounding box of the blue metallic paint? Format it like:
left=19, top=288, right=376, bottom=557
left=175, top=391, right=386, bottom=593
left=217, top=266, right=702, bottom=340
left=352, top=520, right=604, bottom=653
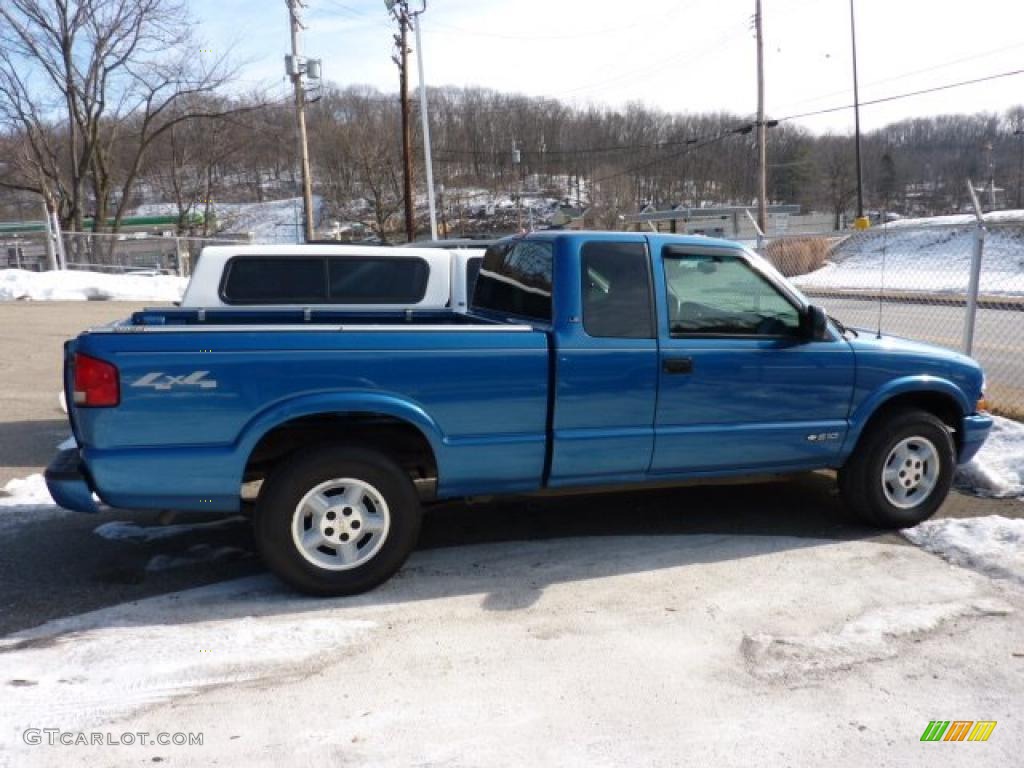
left=47, top=233, right=993, bottom=515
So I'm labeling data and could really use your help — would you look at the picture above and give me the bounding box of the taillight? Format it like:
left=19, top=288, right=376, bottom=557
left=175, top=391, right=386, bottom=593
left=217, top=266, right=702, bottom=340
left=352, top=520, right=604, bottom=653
left=73, top=353, right=120, bottom=407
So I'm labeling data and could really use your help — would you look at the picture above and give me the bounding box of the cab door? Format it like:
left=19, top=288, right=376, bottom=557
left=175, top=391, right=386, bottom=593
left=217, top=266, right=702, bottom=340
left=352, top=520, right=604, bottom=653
left=651, top=244, right=855, bottom=474
left=548, top=238, right=660, bottom=486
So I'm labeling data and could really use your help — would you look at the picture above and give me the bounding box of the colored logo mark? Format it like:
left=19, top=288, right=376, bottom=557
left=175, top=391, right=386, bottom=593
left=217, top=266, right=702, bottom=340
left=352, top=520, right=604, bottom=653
left=920, top=721, right=997, bottom=742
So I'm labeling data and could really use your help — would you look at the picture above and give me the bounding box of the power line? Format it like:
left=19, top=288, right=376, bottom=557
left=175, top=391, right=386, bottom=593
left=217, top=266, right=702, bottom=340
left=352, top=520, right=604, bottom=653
left=772, top=41, right=1024, bottom=114
left=590, top=123, right=756, bottom=185
left=777, top=67, right=1024, bottom=123
left=434, top=136, right=705, bottom=158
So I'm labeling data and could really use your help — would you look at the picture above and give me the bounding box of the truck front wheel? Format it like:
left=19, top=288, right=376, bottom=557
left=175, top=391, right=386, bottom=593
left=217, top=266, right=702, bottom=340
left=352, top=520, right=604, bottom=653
left=254, top=445, right=422, bottom=595
left=838, top=409, right=955, bottom=528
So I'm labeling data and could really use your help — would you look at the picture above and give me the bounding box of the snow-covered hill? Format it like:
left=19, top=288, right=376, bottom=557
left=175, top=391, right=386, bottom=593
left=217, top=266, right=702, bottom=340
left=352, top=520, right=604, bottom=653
left=134, top=197, right=325, bottom=244
left=793, top=212, right=1024, bottom=297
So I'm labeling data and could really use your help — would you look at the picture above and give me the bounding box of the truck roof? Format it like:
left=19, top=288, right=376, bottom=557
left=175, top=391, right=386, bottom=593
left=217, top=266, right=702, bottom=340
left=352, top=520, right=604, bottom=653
left=508, top=230, right=742, bottom=250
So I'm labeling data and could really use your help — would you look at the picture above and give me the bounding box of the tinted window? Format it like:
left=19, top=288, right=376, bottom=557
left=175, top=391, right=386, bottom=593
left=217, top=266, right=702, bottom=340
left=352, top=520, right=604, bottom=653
left=222, top=257, right=326, bottom=303
left=464, top=257, right=482, bottom=302
left=220, top=256, right=429, bottom=304
left=581, top=242, right=653, bottom=338
left=473, top=240, right=553, bottom=321
left=328, top=257, right=428, bottom=303
left=664, top=251, right=801, bottom=336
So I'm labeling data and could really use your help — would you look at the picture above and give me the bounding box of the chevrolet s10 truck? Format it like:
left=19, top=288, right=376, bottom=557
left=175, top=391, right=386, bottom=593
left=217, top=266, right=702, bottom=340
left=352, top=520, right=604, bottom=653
left=46, top=232, right=993, bottom=595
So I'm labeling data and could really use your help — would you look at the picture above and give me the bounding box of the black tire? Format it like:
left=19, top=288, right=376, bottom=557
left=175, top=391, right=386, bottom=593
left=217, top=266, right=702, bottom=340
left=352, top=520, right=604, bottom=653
left=254, top=445, right=421, bottom=596
left=838, top=408, right=955, bottom=528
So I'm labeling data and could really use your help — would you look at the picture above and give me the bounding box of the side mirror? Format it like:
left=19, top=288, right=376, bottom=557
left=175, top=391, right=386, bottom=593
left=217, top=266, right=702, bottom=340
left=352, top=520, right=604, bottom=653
left=803, top=304, right=830, bottom=341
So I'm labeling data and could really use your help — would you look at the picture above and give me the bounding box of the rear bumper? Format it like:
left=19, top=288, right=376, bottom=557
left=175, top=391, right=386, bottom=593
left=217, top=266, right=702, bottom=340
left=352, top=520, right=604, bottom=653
left=44, top=447, right=100, bottom=513
left=958, top=413, right=993, bottom=464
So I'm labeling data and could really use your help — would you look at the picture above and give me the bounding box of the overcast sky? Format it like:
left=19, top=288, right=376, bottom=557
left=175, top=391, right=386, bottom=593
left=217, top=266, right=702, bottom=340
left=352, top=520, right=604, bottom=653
left=194, top=0, right=1024, bottom=134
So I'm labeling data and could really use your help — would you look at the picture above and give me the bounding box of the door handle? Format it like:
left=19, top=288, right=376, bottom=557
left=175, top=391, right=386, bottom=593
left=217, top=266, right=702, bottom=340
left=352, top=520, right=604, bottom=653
left=663, top=356, right=694, bottom=374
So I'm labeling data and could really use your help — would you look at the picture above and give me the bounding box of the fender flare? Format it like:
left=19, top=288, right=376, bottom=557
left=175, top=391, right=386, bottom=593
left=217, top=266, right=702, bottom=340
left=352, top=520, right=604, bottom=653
left=232, top=391, right=447, bottom=477
left=839, top=376, right=969, bottom=459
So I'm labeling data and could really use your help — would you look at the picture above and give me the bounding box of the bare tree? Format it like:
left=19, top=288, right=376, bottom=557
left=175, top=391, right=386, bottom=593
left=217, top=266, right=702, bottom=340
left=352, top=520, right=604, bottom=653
left=0, top=0, right=248, bottom=233
left=817, top=135, right=857, bottom=229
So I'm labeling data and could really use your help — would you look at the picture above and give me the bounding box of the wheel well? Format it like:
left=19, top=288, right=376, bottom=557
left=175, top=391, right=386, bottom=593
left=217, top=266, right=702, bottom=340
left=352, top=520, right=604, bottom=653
left=857, top=391, right=964, bottom=454
left=244, top=413, right=438, bottom=500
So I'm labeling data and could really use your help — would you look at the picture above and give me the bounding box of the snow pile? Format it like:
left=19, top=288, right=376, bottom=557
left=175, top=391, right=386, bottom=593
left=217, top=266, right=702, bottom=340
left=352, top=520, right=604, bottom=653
left=955, top=415, right=1024, bottom=498
left=0, top=268, right=187, bottom=302
left=792, top=221, right=1024, bottom=296
left=903, top=516, right=1024, bottom=585
left=0, top=473, right=52, bottom=508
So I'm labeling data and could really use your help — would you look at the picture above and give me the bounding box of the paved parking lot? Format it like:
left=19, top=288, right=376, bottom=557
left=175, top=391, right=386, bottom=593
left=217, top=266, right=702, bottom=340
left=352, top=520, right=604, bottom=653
left=0, top=300, right=1019, bottom=636
left=0, top=301, right=1021, bottom=766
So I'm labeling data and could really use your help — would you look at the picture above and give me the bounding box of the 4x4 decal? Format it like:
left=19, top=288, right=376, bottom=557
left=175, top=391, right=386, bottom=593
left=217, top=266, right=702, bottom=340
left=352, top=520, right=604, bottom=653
left=131, top=371, right=218, bottom=391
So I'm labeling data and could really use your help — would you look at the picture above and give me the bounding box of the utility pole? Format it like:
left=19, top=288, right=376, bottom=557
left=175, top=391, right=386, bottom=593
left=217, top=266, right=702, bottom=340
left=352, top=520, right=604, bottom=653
left=850, top=0, right=867, bottom=228
left=388, top=0, right=416, bottom=243
left=437, top=183, right=449, bottom=237
left=1015, top=128, right=1023, bottom=209
left=754, top=0, right=768, bottom=234
left=410, top=2, right=437, bottom=240
left=285, top=0, right=315, bottom=242
left=983, top=140, right=996, bottom=209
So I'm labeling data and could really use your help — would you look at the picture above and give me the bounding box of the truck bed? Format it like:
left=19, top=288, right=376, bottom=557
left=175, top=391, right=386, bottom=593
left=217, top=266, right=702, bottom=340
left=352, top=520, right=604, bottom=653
left=127, top=307, right=507, bottom=328
left=67, top=307, right=551, bottom=511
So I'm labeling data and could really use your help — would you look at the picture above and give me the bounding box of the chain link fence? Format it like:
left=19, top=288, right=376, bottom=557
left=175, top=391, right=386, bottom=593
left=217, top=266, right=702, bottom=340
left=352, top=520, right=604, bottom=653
left=3, top=231, right=249, bottom=276
left=60, top=231, right=249, bottom=276
left=758, top=220, right=1024, bottom=417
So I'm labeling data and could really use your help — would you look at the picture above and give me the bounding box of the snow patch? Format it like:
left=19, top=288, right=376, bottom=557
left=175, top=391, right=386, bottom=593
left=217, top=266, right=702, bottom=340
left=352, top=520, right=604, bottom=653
left=792, top=224, right=1024, bottom=296
left=955, top=415, right=1024, bottom=499
left=135, top=196, right=324, bottom=244
left=0, top=473, right=69, bottom=533
left=0, top=268, right=187, bottom=302
left=94, top=516, right=248, bottom=542
left=0, top=473, right=52, bottom=508
left=742, top=598, right=1011, bottom=679
left=0, top=584, right=375, bottom=732
left=902, top=516, right=1024, bottom=585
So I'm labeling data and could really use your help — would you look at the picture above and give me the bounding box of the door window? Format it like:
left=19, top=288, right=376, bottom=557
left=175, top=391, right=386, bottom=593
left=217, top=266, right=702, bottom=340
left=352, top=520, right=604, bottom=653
left=581, top=242, right=654, bottom=338
left=663, top=251, right=801, bottom=336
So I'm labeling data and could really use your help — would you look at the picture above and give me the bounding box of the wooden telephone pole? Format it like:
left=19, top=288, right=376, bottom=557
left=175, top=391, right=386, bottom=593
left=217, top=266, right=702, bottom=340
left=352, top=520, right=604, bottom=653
left=389, top=0, right=416, bottom=242
left=286, top=0, right=315, bottom=242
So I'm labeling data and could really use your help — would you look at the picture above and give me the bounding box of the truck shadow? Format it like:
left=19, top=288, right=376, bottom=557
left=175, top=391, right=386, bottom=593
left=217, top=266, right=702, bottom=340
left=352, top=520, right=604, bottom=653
left=0, top=420, right=68, bottom=472
left=418, top=472, right=870, bottom=612
left=1, top=472, right=884, bottom=638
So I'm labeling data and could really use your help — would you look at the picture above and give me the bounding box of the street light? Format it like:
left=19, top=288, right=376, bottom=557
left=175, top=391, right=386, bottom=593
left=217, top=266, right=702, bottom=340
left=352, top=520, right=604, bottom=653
left=410, top=2, right=438, bottom=240
left=849, top=0, right=867, bottom=229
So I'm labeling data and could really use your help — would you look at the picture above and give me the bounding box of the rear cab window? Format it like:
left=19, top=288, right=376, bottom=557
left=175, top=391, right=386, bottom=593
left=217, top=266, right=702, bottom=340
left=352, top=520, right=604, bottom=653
left=464, top=257, right=482, bottom=302
left=220, top=256, right=429, bottom=304
left=472, top=240, right=553, bottom=322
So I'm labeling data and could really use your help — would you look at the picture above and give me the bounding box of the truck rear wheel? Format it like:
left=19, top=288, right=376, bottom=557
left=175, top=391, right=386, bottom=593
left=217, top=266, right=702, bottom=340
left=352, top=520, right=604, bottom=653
left=254, top=445, right=421, bottom=595
left=838, top=409, right=955, bottom=529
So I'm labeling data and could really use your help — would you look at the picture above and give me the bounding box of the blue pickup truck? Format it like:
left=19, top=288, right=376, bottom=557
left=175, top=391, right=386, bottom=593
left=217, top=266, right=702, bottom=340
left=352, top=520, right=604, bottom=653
left=47, top=232, right=992, bottom=595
